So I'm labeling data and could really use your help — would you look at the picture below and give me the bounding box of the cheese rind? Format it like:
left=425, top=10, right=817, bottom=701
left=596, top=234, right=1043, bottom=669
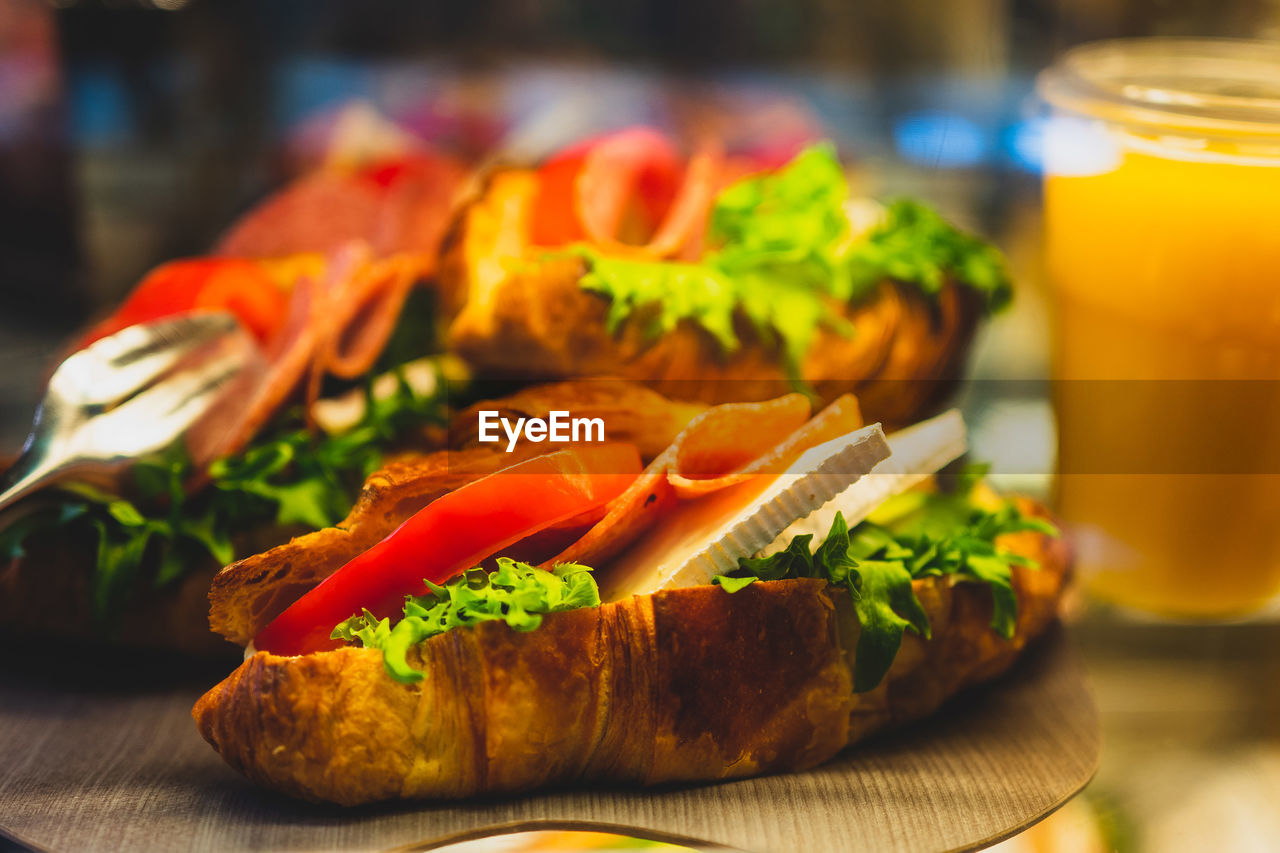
left=757, top=409, right=967, bottom=557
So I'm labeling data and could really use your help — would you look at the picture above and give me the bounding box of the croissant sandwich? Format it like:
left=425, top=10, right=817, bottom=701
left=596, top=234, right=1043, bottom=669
left=194, top=390, right=1069, bottom=806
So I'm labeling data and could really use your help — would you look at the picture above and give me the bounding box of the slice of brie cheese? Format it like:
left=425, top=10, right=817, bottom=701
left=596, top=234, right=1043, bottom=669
left=756, top=408, right=967, bottom=557
left=601, top=423, right=891, bottom=599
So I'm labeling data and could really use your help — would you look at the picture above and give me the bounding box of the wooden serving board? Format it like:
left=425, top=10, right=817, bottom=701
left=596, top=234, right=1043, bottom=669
left=0, top=626, right=1097, bottom=853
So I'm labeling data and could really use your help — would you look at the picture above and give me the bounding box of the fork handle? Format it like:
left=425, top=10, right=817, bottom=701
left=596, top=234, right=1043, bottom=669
left=0, top=449, right=63, bottom=515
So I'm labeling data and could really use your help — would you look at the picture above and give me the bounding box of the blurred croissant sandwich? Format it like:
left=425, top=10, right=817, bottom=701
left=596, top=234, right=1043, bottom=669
left=440, top=128, right=1011, bottom=425
left=0, top=141, right=468, bottom=657
left=194, top=390, right=1068, bottom=805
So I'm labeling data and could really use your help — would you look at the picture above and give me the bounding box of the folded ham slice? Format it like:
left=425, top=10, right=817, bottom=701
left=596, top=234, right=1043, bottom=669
left=216, top=154, right=466, bottom=261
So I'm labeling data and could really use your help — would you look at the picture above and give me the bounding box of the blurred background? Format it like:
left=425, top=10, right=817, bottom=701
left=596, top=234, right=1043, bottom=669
left=4, top=0, right=1279, bottom=450
left=2, top=1, right=1280, bottom=850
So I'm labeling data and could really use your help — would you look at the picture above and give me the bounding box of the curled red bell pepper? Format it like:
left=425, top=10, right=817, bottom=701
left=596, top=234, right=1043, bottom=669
left=80, top=258, right=289, bottom=348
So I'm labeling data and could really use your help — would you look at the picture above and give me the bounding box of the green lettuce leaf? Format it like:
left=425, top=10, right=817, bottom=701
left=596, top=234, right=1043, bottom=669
left=726, top=481, right=1057, bottom=692
left=567, top=143, right=1011, bottom=385
left=711, top=574, right=759, bottom=593
left=333, top=558, right=602, bottom=683
left=846, top=199, right=1012, bottom=311
left=576, top=251, right=739, bottom=351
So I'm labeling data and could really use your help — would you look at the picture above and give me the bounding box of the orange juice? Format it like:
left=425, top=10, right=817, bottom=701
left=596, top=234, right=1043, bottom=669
left=1040, top=39, right=1280, bottom=616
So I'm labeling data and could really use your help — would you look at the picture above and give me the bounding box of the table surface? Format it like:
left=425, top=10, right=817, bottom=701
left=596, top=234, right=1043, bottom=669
left=0, top=626, right=1096, bottom=853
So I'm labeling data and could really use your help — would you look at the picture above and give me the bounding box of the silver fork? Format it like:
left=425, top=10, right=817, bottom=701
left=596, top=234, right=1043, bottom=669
left=0, top=312, right=263, bottom=513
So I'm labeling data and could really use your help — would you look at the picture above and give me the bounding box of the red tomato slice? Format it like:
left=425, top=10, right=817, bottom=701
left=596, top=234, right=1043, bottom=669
left=80, top=258, right=288, bottom=348
left=191, top=260, right=291, bottom=342
left=253, top=443, right=643, bottom=657
left=528, top=148, right=588, bottom=246
left=361, top=158, right=416, bottom=189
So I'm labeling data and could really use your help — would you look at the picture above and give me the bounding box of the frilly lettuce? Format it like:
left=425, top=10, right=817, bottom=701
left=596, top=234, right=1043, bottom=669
left=725, top=473, right=1057, bottom=692
left=571, top=144, right=1012, bottom=381
left=332, top=558, right=601, bottom=683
